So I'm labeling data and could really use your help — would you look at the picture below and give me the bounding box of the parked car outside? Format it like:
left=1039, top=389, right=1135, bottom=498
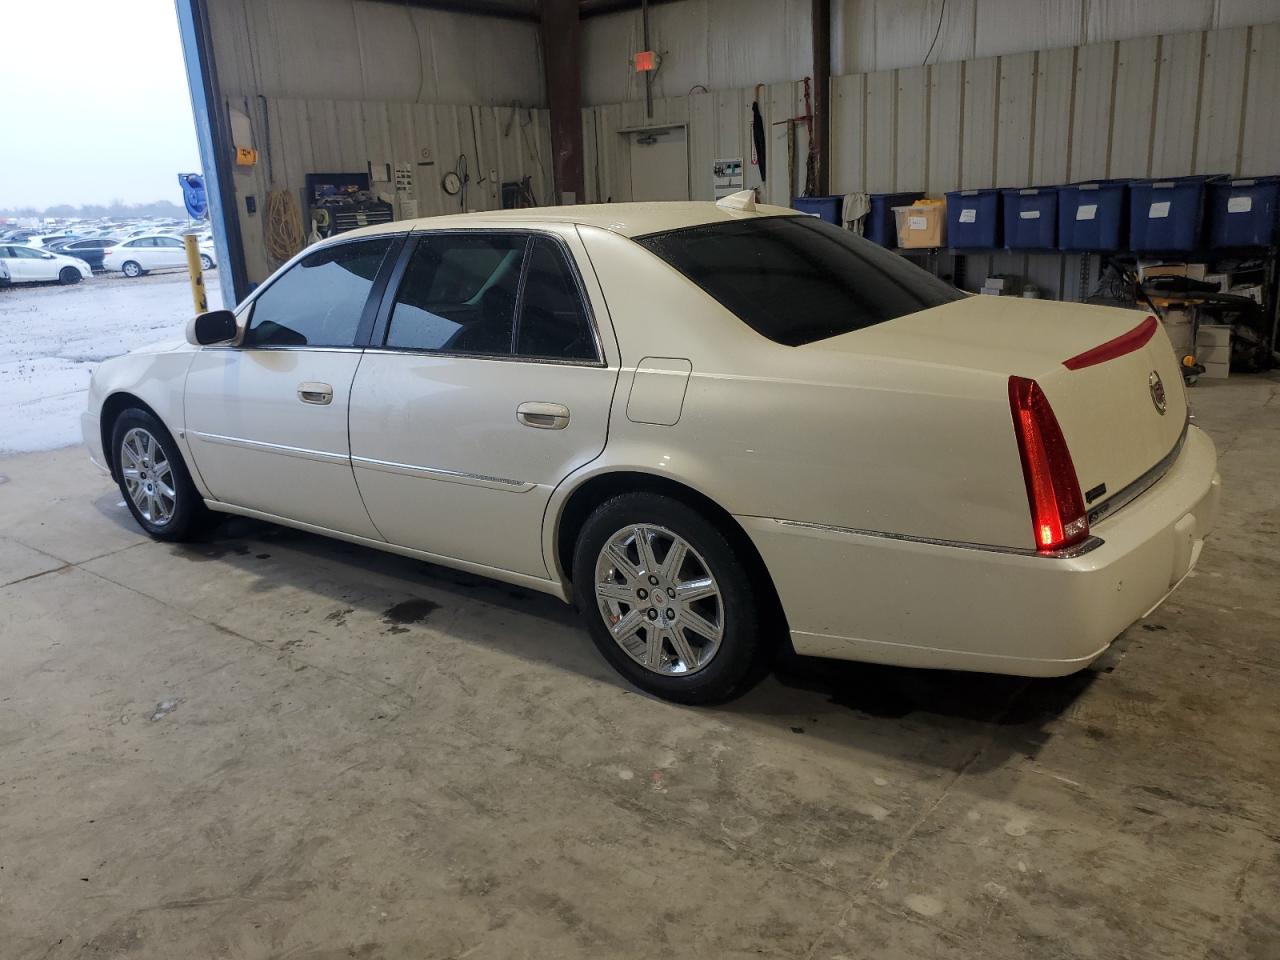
left=48, top=237, right=119, bottom=271
left=81, top=197, right=1220, bottom=704
left=0, top=258, right=10, bottom=286
left=103, top=234, right=216, bottom=277
left=0, top=244, right=93, bottom=284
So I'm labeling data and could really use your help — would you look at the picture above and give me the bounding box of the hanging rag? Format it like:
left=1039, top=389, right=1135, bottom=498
left=751, top=89, right=767, bottom=184
left=842, top=192, right=871, bottom=234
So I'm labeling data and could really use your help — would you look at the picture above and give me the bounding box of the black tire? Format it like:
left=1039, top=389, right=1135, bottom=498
left=199, top=254, right=214, bottom=270
left=110, top=408, right=208, bottom=541
left=122, top=260, right=143, bottom=278
left=572, top=492, right=771, bottom=705
left=58, top=266, right=81, bottom=285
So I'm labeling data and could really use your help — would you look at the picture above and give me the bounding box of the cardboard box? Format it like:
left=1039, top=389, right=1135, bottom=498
left=1230, top=283, right=1263, bottom=304
left=893, top=204, right=945, bottom=248
left=983, top=276, right=1008, bottom=291
left=1161, top=306, right=1194, bottom=359
left=1198, top=344, right=1231, bottom=364
left=1139, top=261, right=1207, bottom=281
left=1196, top=324, right=1232, bottom=348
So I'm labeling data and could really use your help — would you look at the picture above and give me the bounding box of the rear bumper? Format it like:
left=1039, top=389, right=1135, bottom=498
left=740, top=425, right=1220, bottom=676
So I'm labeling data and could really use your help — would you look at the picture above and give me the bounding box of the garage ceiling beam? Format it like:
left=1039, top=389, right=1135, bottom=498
left=367, top=0, right=540, bottom=22
left=578, top=0, right=685, bottom=19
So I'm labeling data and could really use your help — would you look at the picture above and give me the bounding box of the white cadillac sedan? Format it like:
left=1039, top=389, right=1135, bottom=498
left=82, top=194, right=1220, bottom=704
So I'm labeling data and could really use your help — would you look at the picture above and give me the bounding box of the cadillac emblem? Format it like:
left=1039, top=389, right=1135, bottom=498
left=1149, top=371, right=1167, bottom=415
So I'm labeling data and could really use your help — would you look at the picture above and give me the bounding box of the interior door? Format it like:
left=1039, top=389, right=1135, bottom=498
left=184, top=236, right=398, bottom=538
left=629, top=127, right=689, bottom=201
left=348, top=228, right=619, bottom=579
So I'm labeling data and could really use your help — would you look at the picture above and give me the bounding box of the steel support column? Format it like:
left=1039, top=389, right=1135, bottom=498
left=540, top=0, right=585, bottom=204
left=812, top=0, right=831, bottom=197
left=174, top=0, right=250, bottom=306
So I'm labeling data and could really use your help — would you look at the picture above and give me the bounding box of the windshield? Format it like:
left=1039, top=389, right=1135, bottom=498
left=636, top=215, right=964, bottom=346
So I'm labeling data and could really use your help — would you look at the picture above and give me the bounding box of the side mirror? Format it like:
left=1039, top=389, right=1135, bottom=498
left=186, top=309, right=238, bottom=345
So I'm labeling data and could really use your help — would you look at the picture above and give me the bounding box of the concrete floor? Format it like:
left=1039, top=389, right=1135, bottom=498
left=1, top=376, right=1277, bottom=960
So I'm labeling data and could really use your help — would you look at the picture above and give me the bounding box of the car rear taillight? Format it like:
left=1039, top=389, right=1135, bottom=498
left=1008, top=376, right=1088, bottom=553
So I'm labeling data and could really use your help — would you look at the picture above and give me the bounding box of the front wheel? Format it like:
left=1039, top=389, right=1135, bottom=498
left=572, top=493, right=771, bottom=704
left=58, top=266, right=81, bottom=285
left=121, top=260, right=143, bottom=278
left=110, top=408, right=208, bottom=541
left=199, top=254, right=214, bottom=270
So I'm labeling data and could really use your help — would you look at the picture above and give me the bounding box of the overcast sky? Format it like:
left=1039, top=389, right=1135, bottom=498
left=0, top=0, right=201, bottom=210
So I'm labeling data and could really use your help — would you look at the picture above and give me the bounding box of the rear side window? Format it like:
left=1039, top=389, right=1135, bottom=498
left=246, top=237, right=392, bottom=347
left=636, top=216, right=964, bottom=346
left=515, top=238, right=597, bottom=361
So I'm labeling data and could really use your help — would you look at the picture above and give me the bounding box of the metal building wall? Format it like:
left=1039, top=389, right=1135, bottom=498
left=210, top=0, right=544, bottom=105
left=580, top=0, right=1279, bottom=105
left=833, top=0, right=1278, bottom=74
left=200, top=0, right=552, bottom=287
left=829, top=22, right=1280, bottom=297
left=581, top=83, right=812, bottom=206
left=227, top=96, right=554, bottom=285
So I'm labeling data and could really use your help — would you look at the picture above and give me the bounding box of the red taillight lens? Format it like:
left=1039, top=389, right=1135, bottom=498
left=1008, top=376, right=1088, bottom=552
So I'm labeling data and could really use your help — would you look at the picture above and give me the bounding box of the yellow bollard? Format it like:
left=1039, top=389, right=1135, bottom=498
left=184, top=234, right=208, bottom=315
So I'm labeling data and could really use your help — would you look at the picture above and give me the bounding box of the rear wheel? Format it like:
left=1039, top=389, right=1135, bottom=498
left=58, top=266, right=81, bottom=285
left=199, top=254, right=214, bottom=270
left=572, top=493, right=770, bottom=704
left=110, top=408, right=207, bottom=541
left=121, top=260, right=143, bottom=278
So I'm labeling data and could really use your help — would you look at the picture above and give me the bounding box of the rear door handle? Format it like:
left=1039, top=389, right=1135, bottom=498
left=517, top=401, right=570, bottom=429
left=298, top=382, right=334, bottom=405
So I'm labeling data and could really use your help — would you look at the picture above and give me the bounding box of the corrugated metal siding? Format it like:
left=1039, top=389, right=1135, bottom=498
left=584, top=23, right=1276, bottom=300
left=830, top=23, right=1276, bottom=195
left=227, top=96, right=553, bottom=284
left=835, top=0, right=1279, bottom=74
left=581, top=81, right=815, bottom=205
left=208, top=0, right=544, bottom=105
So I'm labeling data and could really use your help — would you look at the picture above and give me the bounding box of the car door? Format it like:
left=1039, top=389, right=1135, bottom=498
left=151, top=236, right=187, bottom=268
left=8, top=246, right=59, bottom=281
left=184, top=235, right=400, bottom=538
left=348, top=227, right=619, bottom=579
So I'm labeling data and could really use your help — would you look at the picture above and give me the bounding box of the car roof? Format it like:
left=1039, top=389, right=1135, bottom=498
left=334, top=199, right=797, bottom=244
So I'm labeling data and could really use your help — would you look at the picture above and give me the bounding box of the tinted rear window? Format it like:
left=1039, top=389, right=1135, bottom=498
left=636, top=215, right=964, bottom=346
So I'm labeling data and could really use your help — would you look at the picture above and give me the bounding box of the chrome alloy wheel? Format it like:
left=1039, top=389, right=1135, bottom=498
left=120, top=427, right=176, bottom=525
left=593, top=524, right=724, bottom=676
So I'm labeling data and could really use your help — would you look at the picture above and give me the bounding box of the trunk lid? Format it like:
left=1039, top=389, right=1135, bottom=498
left=811, top=296, right=1188, bottom=519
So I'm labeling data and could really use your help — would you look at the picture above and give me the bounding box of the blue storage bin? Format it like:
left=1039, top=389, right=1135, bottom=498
left=1207, top=176, right=1280, bottom=247
left=1128, top=175, right=1223, bottom=251
left=945, top=189, right=1002, bottom=248
left=1001, top=187, right=1058, bottom=249
left=866, top=191, right=925, bottom=246
left=791, top=195, right=842, bottom=224
left=1057, top=179, right=1128, bottom=251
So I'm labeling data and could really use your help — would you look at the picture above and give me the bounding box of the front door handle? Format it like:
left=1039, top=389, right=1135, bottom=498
left=298, top=382, right=334, bottom=405
left=517, top=401, right=570, bottom=430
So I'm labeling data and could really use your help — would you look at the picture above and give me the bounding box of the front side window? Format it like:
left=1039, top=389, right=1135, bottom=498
left=245, top=238, right=392, bottom=347
left=384, top=233, right=597, bottom=362
left=384, top=234, right=527, bottom=355
left=636, top=216, right=964, bottom=347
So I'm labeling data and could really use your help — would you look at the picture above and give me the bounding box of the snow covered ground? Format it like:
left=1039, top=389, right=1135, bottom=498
left=0, top=271, right=222, bottom=455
